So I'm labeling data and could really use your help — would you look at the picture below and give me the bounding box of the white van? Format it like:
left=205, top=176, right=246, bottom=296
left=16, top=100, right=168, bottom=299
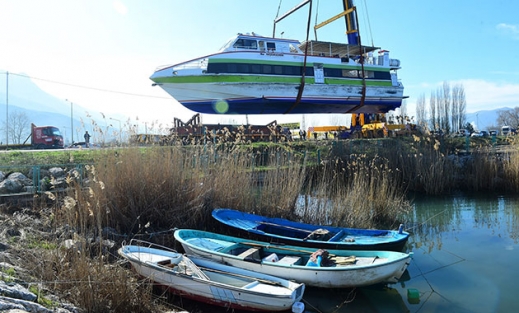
left=502, top=126, right=511, bottom=136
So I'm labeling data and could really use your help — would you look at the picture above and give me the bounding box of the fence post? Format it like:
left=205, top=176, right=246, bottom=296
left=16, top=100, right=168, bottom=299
left=32, top=166, right=40, bottom=193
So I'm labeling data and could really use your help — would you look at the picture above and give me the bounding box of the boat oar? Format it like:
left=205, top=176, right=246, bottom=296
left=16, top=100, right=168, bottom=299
left=198, top=266, right=283, bottom=286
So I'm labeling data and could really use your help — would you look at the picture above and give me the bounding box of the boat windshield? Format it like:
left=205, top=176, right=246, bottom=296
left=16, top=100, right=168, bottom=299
left=218, top=36, right=238, bottom=52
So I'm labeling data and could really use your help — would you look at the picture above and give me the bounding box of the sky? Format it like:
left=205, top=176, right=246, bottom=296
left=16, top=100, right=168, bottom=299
left=1, top=0, right=519, bottom=131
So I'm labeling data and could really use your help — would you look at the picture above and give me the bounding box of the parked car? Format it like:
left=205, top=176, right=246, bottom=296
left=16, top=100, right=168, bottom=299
left=457, top=129, right=470, bottom=137
left=489, top=130, right=497, bottom=136
left=471, top=131, right=489, bottom=137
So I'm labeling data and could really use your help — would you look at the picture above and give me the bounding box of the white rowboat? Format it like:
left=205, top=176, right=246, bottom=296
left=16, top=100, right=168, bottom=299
left=118, top=239, right=305, bottom=312
left=174, top=229, right=413, bottom=288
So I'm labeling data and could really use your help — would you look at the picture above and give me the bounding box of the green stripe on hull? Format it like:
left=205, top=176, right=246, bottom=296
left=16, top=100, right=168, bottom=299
left=152, top=75, right=393, bottom=87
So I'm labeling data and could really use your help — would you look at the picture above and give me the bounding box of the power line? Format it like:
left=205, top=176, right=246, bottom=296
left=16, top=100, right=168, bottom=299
left=0, top=71, right=171, bottom=100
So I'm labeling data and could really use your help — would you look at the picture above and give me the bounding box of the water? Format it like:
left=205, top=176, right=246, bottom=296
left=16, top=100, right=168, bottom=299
left=300, top=193, right=519, bottom=313
left=171, top=194, right=519, bottom=312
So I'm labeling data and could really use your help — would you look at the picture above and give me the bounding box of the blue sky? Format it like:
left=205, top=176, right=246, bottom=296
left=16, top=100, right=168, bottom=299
left=1, top=0, right=518, bottom=129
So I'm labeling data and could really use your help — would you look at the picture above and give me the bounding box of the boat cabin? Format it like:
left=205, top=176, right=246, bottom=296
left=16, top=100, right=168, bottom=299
left=220, top=33, right=303, bottom=54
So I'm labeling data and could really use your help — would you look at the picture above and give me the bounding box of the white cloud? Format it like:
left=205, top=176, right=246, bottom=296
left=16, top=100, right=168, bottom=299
left=496, top=23, right=519, bottom=40
left=113, top=0, right=128, bottom=15
left=459, top=79, right=519, bottom=112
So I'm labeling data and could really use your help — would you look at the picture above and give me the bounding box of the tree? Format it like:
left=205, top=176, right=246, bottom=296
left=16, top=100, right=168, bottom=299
left=0, top=111, right=30, bottom=144
left=429, top=92, right=437, bottom=131
left=452, top=83, right=466, bottom=132
left=497, top=107, right=519, bottom=128
left=416, top=93, right=427, bottom=130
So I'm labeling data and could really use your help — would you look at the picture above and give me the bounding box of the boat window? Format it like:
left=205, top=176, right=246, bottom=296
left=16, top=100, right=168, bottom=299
left=228, top=64, right=237, bottom=73
left=263, top=65, right=272, bottom=74
left=238, top=64, right=249, bottom=72
left=233, top=39, right=258, bottom=50
left=342, top=69, right=359, bottom=78
left=274, top=66, right=283, bottom=74
left=266, top=42, right=276, bottom=51
left=289, top=43, right=301, bottom=53
left=251, top=64, right=261, bottom=73
left=259, top=41, right=265, bottom=51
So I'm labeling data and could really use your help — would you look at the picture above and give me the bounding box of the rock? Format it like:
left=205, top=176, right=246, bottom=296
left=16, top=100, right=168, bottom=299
left=0, top=179, right=23, bottom=194
left=0, top=295, right=52, bottom=312
left=0, top=281, right=37, bottom=302
left=48, top=167, right=65, bottom=178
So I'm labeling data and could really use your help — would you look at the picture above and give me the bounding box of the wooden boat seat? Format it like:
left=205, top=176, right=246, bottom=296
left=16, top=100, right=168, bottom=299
left=277, top=256, right=301, bottom=265
left=237, top=247, right=261, bottom=261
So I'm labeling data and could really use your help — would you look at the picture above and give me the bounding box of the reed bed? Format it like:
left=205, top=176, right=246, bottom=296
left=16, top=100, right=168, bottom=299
left=14, top=133, right=519, bottom=312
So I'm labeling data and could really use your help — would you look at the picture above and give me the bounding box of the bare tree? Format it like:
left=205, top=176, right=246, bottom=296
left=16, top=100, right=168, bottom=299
left=452, top=83, right=466, bottom=131
left=0, top=111, right=30, bottom=144
left=497, top=107, right=519, bottom=128
left=416, top=93, right=427, bottom=130
left=441, top=82, right=451, bottom=134
left=429, top=92, right=437, bottom=131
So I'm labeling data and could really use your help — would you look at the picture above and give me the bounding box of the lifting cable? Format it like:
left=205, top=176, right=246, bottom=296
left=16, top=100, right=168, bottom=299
left=345, top=3, right=367, bottom=114
left=284, top=0, right=313, bottom=114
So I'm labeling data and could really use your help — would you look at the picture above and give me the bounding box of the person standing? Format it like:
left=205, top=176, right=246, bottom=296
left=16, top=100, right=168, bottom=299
left=84, top=131, right=91, bottom=148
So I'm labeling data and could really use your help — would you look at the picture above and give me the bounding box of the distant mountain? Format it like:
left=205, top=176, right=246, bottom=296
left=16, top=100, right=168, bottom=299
left=0, top=72, right=124, bottom=144
left=466, top=107, right=510, bottom=131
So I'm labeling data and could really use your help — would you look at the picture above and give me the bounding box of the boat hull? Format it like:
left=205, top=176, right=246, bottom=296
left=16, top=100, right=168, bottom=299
left=156, top=81, right=403, bottom=115
left=119, top=243, right=304, bottom=312
left=212, top=209, right=409, bottom=252
left=174, top=229, right=413, bottom=288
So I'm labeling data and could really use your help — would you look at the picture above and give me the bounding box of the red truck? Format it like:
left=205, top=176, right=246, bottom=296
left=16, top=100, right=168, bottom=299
left=21, top=124, right=64, bottom=149
left=29, top=124, right=64, bottom=149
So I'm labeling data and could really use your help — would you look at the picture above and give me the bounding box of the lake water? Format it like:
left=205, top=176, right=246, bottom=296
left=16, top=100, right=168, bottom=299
left=300, top=193, right=519, bottom=313
left=171, top=194, right=519, bottom=312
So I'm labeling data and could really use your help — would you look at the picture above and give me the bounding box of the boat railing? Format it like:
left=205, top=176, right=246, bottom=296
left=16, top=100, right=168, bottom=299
left=126, top=238, right=178, bottom=254
left=155, top=58, right=208, bottom=72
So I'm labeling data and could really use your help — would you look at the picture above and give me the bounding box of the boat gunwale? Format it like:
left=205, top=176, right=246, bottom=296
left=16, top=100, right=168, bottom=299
left=177, top=230, right=412, bottom=271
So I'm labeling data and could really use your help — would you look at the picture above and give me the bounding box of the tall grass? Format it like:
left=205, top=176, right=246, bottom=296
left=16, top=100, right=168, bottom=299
left=27, top=133, right=519, bottom=311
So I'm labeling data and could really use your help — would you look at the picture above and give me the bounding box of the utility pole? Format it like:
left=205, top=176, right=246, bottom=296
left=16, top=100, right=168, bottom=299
left=5, top=71, right=8, bottom=147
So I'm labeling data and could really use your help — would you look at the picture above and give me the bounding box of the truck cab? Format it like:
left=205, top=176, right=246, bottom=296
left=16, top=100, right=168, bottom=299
left=31, top=124, right=64, bottom=149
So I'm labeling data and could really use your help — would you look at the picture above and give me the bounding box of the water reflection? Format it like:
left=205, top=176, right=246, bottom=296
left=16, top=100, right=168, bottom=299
left=170, top=194, right=519, bottom=312
left=404, top=194, right=519, bottom=252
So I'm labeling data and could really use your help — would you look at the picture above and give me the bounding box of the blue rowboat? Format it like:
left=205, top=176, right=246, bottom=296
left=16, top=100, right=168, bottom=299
left=174, top=229, right=413, bottom=288
left=212, top=208, right=409, bottom=251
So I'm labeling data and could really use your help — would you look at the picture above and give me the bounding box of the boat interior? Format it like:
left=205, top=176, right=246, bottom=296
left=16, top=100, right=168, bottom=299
left=143, top=250, right=283, bottom=290
left=254, top=222, right=392, bottom=243
left=216, top=243, right=388, bottom=267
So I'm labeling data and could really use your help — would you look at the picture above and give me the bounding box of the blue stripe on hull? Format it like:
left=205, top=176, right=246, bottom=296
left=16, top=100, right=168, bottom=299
left=181, top=98, right=403, bottom=115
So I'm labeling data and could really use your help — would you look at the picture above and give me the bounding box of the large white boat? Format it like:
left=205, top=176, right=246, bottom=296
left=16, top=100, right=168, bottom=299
left=150, top=0, right=405, bottom=115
